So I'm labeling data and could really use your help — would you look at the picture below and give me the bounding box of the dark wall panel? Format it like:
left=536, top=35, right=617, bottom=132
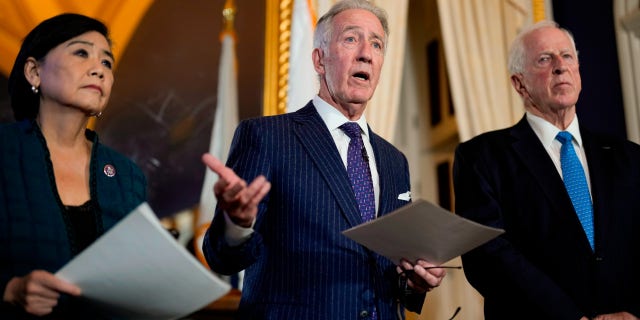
left=97, top=0, right=264, bottom=217
left=553, top=0, right=627, bottom=139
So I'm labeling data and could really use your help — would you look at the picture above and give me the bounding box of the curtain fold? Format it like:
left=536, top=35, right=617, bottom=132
left=438, top=0, right=526, bottom=142
left=364, top=0, right=409, bottom=142
left=614, top=0, right=640, bottom=144
left=418, top=1, right=532, bottom=319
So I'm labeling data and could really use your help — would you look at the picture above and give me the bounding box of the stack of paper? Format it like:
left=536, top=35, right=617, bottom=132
left=342, top=199, right=504, bottom=265
left=56, top=202, right=231, bottom=319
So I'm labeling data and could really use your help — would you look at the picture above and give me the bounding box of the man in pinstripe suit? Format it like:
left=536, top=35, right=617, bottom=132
left=201, top=0, right=446, bottom=318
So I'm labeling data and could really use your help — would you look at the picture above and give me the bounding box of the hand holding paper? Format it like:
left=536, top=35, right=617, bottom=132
left=56, top=203, right=231, bottom=320
left=397, top=259, right=447, bottom=293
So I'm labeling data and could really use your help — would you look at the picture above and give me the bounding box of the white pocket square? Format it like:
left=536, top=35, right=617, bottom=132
left=397, top=191, right=411, bottom=201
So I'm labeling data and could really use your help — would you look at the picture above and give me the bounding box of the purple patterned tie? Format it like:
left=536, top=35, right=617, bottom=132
left=340, top=122, right=375, bottom=223
left=341, top=122, right=377, bottom=319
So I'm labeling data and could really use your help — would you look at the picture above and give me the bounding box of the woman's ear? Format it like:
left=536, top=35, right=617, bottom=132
left=24, top=57, right=40, bottom=88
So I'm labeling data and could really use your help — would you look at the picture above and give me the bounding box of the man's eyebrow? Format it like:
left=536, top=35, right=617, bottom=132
left=66, top=40, right=115, bottom=61
left=342, top=25, right=361, bottom=34
left=342, top=25, right=384, bottom=43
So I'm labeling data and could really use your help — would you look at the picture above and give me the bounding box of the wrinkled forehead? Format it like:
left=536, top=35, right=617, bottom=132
left=524, top=27, right=574, bottom=53
left=333, top=9, right=385, bottom=40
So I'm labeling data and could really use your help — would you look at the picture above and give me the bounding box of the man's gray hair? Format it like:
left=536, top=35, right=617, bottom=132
left=507, top=20, right=578, bottom=75
left=313, top=0, right=389, bottom=52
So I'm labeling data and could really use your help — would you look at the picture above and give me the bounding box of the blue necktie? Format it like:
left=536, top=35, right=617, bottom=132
left=556, top=131, right=594, bottom=250
left=340, top=122, right=376, bottom=223
left=341, top=122, right=377, bottom=319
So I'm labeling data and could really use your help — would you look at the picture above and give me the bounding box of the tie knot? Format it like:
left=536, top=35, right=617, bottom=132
left=340, top=122, right=362, bottom=140
left=556, top=131, right=573, bottom=145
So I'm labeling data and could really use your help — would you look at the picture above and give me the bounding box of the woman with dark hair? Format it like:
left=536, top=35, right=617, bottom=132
left=1, top=13, right=146, bottom=318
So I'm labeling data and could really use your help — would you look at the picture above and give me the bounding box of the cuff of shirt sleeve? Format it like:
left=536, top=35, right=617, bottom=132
left=223, top=211, right=255, bottom=247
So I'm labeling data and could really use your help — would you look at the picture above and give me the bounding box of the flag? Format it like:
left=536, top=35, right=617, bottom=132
left=287, top=0, right=318, bottom=113
left=194, top=29, right=238, bottom=283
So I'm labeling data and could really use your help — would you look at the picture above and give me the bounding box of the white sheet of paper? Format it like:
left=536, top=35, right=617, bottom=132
left=56, top=202, right=230, bottom=319
left=342, top=199, right=504, bottom=265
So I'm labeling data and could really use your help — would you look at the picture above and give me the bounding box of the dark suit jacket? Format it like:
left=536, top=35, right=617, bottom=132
left=203, top=102, right=423, bottom=319
left=0, top=120, right=147, bottom=318
left=453, top=116, right=640, bottom=319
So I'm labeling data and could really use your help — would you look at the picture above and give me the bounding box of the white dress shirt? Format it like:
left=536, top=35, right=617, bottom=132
left=526, top=111, right=592, bottom=195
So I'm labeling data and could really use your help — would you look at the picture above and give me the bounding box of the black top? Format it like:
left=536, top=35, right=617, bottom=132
left=62, top=200, right=98, bottom=255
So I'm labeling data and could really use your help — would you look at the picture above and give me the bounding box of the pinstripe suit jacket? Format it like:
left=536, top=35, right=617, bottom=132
left=203, top=102, right=424, bottom=319
left=453, top=116, right=640, bottom=319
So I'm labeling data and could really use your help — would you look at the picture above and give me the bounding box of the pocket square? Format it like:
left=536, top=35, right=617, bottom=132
left=397, top=191, right=411, bottom=201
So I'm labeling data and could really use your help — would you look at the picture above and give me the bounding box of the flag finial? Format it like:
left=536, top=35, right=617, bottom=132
left=223, top=0, right=236, bottom=33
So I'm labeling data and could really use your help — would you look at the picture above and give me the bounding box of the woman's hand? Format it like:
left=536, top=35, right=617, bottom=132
left=3, top=270, right=81, bottom=316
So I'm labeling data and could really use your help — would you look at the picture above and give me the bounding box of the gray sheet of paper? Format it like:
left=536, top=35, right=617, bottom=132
left=56, top=202, right=230, bottom=319
left=342, top=199, right=504, bottom=265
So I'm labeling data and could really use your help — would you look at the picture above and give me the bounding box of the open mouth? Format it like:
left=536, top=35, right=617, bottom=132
left=353, top=72, right=369, bottom=81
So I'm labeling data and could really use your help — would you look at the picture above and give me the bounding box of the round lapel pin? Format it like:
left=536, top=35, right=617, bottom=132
left=103, top=164, right=116, bottom=177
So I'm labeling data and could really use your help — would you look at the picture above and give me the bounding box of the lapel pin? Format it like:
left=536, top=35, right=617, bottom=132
left=103, top=164, right=116, bottom=177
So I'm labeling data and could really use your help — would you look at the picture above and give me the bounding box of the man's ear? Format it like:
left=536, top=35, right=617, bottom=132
left=510, top=74, right=528, bottom=98
left=24, top=57, right=40, bottom=88
left=312, top=48, right=325, bottom=75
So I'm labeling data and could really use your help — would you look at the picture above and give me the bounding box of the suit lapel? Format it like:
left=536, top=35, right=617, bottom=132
left=581, top=129, right=613, bottom=251
left=511, top=117, right=594, bottom=252
left=511, top=118, right=581, bottom=219
left=291, top=103, right=363, bottom=227
left=370, top=131, right=395, bottom=216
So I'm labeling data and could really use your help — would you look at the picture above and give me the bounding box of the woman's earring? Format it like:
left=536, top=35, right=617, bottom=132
left=31, top=85, right=39, bottom=94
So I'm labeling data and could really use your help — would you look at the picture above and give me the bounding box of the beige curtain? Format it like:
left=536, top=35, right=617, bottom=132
left=364, top=0, right=410, bottom=142
left=614, top=0, right=640, bottom=144
left=437, top=0, right=528, bottom=142
left=420, top=1, right=535, bottom=319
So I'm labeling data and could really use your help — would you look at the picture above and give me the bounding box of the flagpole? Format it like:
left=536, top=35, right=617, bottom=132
left=194, top=0, right=239, bottom=270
